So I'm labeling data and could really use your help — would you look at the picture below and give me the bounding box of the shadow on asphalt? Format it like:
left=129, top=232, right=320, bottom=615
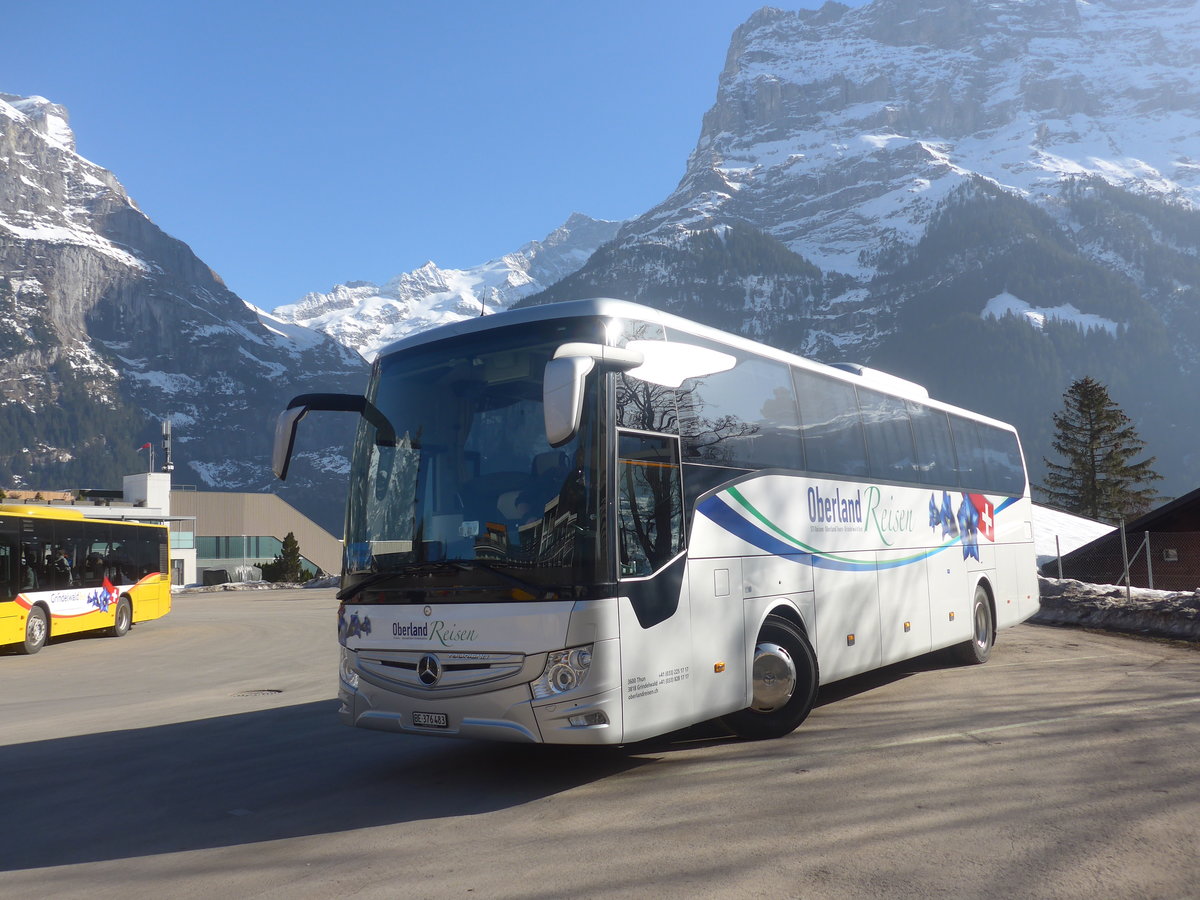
left=0, top=701, right=648, bottom=872
left=0, top=650, right=967, bottom=872
left=626, top=649, right=964, bottom=754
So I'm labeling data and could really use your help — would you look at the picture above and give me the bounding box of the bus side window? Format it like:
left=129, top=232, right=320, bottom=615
left=678, top=357, right=801, bottom=470
left=907, top=401, right=959, bottom=488
left=980, top=424, right=1027, bottom=495
left=617, top=431, right=684, bottom=578
left=950, top=415, right=992, bottom=493
left=793, top=367, right=868, bottom=478
left=858, top=386, right=917, bottom=481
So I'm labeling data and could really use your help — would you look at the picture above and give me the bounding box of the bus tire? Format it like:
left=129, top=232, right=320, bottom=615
left=952, top=584, right=993, bottom=665
left=110, top=596, right=133, bottom=638
left=721, top=614, right=819, bottom=740
left=20, top=605, right=49, bottom=655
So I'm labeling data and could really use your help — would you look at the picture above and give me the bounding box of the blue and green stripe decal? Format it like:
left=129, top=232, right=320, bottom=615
left=696, top=486, right=1016, bottom=572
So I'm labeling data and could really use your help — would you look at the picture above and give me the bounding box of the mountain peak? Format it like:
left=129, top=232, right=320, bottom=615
left=1, top=93, right=76, bottom=152
left=276, top=214, right=620, bottom=360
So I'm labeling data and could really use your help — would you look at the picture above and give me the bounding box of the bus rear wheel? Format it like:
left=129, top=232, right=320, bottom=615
left=110, top=597, right=133, bottom=637
left=20, top=606, right=48, bottom=655
left=952, top=584, right=994, bottom=665
left=721, top=614, right=819, bottom=740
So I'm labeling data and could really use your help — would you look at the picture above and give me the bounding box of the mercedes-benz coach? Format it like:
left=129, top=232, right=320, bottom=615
left=273, top=299, right=1037, bottom=744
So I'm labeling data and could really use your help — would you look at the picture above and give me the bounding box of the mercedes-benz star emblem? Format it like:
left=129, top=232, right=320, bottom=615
left=417, top=654, right=442, bottom=686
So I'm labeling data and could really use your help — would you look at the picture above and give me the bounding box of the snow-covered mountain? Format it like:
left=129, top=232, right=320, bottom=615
left=274, top=213, right=621, bottom=360
left=0, top=94, right=367, bottom=532
left=4, top=0, right=1199, bottom=521
left=635, top=0, right=1200, bottom=280
left=522, top=0, right=1200, bottom=498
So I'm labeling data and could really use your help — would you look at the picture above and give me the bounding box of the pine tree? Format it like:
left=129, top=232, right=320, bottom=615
left=1040, top=377, right=1163, bottom=522
left=262, top=532, right=305, bottom=583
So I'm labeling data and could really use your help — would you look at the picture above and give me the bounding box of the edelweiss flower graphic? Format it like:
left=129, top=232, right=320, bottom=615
left=957, top=496, right=981, bottom=562
left=85, top=577, right=120, bottom=611
left=928, top=491, right=959, bottom=538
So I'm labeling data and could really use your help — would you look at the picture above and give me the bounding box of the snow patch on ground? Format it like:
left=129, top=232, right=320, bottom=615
left=1035, top=577, right=1200, bottom=642
left=982, top=291, right=1120, bottom=335
left=174, top=574, right=339, bottom=593
left=1031, top=504, right=1115, bottom=567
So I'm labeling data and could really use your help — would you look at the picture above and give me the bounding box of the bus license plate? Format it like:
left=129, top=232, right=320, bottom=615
left=412, top=711, right=448, bottom=728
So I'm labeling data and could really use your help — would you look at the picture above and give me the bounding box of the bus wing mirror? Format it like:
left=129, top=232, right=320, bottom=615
left=273, top=404, right=308, bottom=481
left=543, top=356, right=595, bottom=448
left=272, top=393, right=397, bottom=481
left=543, top=343, right=644, bottom=447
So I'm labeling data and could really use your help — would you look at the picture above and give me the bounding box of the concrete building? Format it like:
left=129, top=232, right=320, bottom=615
left=171, top=489, right=340, bottom=582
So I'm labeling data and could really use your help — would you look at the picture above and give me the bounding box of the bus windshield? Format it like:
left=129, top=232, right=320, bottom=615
left=344, top=319, right=605, bottom=597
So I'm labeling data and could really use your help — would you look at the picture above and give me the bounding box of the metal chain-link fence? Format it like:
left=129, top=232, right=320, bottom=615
left=1046, top=530, right=1200, bottom=593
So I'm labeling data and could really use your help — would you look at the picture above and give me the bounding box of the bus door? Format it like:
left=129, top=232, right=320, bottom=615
left=613, top=430, right=695, bottom=742
left=0, top=517, right=20, bottom=641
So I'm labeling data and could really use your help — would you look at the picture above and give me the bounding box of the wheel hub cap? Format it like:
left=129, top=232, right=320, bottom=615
left=751, top=641, right=797, bottom=712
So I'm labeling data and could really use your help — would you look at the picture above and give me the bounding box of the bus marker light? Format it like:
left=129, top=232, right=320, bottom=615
left=714, top=662, right=726, bottom=673
left=846, top=634, right=855, bottom=646
left=904, top=621, right=911, bottom=632
left=949, top=612, right=956, bottom=621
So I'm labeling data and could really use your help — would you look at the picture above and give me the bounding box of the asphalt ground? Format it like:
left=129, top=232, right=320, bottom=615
left=2, top=589, right=1198, bottom=899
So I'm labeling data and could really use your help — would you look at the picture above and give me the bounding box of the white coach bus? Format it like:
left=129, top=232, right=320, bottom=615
left=274, top=299, right=1038, bottom=744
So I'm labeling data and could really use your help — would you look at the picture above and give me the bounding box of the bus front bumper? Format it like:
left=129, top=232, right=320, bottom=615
left=339, top=676, right=623, bottom=745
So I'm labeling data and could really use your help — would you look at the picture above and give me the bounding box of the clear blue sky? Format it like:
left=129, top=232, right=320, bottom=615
left=5, top=1, right=849, bottom=312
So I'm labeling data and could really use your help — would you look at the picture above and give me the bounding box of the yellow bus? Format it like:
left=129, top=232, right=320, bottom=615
left=0, top=505, right=172, bottom=655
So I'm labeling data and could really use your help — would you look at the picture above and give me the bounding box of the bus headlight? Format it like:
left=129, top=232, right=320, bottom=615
left=532, top=645, right=593, bottom=700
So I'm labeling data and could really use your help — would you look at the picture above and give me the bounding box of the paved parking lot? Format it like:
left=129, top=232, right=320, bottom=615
left=2, top=588, right=1199, bottom=898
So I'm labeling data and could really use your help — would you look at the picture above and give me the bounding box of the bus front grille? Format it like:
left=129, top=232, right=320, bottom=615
left=355, top=649, right=529, bottom=692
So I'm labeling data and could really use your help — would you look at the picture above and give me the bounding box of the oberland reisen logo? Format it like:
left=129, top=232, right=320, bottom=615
left=417, top=654, right=442, bottom=686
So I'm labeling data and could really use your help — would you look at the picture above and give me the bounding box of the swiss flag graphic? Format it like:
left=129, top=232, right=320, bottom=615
left=968, top=494, right=996, bottom=543
left=102, top=576, right=120, bottom=607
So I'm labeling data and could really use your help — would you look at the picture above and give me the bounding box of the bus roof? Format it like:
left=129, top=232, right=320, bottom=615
left=0, top=505, right=167, bottom=528
left=374, top=297, right=1017, bottom=433
left=0, top=505, right=87, bottom=520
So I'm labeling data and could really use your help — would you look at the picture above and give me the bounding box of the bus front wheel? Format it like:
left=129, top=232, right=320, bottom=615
left=20, top=606, right=48, bottom=655
left=952, top=584, right=994, bottom=665
left=110, top=597, right=133, bottom=637
left=721, top=614, right=819, bottom=740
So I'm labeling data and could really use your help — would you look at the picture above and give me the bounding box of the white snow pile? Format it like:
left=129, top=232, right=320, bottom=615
left=1034, top=576, right=1200, bottom=641
left=1032, top=504, right=1114, bottom=568
left=175, top=574, right=340, bottom=593
left=176, top=581, right=295, bottom=593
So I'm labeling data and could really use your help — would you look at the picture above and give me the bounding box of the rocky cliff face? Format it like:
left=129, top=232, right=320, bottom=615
left=520, top=0, right=1200, bottom=497
left=634, top=0, right=1200, bottom=280
left=0, top=94, right=367, bottom=533
left=274, top=212, right=621, bottom=360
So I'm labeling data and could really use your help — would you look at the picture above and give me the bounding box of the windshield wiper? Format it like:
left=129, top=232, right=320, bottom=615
left=337, top=562, right=465, bottom=601
left=450, top=560, right=560, bottom=600
left=339, top=560, right=561, bottom=601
